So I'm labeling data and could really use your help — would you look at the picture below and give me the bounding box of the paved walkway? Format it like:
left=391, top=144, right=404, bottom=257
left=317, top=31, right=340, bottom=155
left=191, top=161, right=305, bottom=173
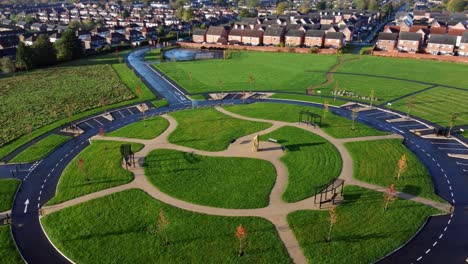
left=43, top=108, right=451, bottom=264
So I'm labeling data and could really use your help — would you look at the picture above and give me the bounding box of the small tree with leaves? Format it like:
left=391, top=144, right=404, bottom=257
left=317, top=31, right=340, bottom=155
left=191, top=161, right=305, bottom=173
left=235, top=224, right=247, bottom=257
left=333, top=81, right=339, bottom=102
left=218, top=80, right=223, bottom=95
left=247, top=75, right=254, bottom=93
left=188, top=72, right=193, bottom=87
left=323, top=100, right=330, bottom=120
left=383, top=183, right=397, bottom=211
left=369, top=89, right=375, bottom=108
left=406, top=96, right=414, bottom=119
left=326, top=207, right=337, bottom=242
left=396, top=153, right=408, bottom=180
left=77, top=157, right=89, bottom=181
left=156, top=209, right=170, bottom=245
left=351, top=108, right=359, bottom=131
left=447, top=113, right=458, bottom=137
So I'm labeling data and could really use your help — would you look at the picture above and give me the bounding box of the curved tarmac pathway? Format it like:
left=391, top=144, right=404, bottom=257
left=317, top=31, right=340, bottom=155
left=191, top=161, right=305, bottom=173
left=43, top=107, right=450, bottom=264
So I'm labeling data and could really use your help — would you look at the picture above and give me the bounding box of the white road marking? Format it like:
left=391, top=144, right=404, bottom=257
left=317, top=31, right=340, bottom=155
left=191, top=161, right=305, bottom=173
left=433, top=241, right=438, bottom=246
left=417, top=256, right=423, bottom=261
left=438, top=148, right=468, bottom=151
left=456, top=162, right=468, bottom=166
left=84, top=121, right=94, bottom=129
left=439, top=234, right=444, bottom=239
left=23, top=199, right=29, bottom=213
left=425, top=249, right=431, bottom=254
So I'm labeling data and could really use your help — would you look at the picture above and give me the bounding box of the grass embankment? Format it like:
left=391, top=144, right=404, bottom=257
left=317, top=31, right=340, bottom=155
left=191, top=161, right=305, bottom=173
left=288, top=186, right=443, bottom=264
left=345, top=139, right=444, bottom=202
left=42, top=189, right=291, bottom=263
left=144, top=48, right=161, bottom=61
left=107, top=116, right=169, bottom=140
left=0, top=226, right=23, bottom=264
left=260, top=126, right=342, bottom=203
left=388, top=87, right=468, bottom=127
left=145, top=149, right=276, bottom=209
left=270, top=93, right=348, bottom=106
left=0, top=50, right=158, bottom=161
left=0, top=179, right=20, bottom=212
left=48, top=141, right=144, bottom=205
left=156, top=51, right=337, bottom=94
left=10, top=134, right=71, bottom=163
left=224, top=103, right=388, bottom=138
left=168, top=107, right=271, bottom=151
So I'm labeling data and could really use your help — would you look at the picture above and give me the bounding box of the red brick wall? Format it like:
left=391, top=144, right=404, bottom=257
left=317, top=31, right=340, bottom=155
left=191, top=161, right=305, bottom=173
left=304, top=37, right=323, bottom=47
left=376, top=40, right=396, bottom=51
left=426, top=43, right=455, bottom=55
left=178, top=42, right=338, bottom=54
left=372, top=50, right=468, bottom=63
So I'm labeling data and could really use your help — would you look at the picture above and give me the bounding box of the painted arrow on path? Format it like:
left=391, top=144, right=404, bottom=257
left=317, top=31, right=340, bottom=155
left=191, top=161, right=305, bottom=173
left=24, top=199, right=29, bottom=214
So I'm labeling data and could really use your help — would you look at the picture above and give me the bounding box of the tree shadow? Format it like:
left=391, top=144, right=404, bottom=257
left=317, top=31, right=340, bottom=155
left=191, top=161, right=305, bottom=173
left=284, top=142, right=324, bottom=152
left=401, top=185, right=421, bottom=197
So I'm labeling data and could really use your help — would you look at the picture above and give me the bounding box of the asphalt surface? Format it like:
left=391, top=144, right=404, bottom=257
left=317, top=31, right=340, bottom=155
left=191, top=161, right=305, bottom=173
left=1, top=49, right=467, bottom=264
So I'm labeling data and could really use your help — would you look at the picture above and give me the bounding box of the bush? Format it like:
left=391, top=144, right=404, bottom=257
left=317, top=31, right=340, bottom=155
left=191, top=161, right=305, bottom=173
left=288, top=46, right=296, bottom=53
left=309, top=46, right=319, bottom=54
left=360, top=47, right=373, bottom=55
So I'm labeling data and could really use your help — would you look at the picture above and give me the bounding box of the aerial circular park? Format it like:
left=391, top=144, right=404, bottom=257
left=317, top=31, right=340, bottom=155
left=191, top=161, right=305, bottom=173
left=0, top=46, right=467, bottom=264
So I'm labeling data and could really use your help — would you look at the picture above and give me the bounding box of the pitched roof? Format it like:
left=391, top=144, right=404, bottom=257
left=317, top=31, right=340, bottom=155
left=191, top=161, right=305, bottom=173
left=447, top=28, right=467, bottom=36
left=325, top=32, right=344, bottom=39
left=461, top=31, right=468, bottom=43
left=305, top=30, right=325, bottom=37
left=192, top=28, right=207, bottom=36
left=206, top=26, right=228, bottom=36
left=399, top=32, right=421, bottom=41
left=409, top=25, right=428, bottom=33
left=264, top=26, right=284, bottom=36
left=286, top=30, right=304, bottom=37
left=428, top=34, right=457, bottom=45
left=229, top=28, right=244, bottom=36
left=243, top=29, right=263, bottom=38
left=430, top=26, right=447, bottom=35
left=378, top=32, right=397, bottom=41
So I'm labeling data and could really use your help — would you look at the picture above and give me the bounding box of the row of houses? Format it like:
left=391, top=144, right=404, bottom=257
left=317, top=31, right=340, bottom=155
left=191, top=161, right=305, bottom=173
left=193, top=25, right=347, bottom=48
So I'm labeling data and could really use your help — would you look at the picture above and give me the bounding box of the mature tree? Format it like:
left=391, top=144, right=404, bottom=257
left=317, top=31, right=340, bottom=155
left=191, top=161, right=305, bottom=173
left=32, top=34, right=57, bottom=67
left=182, top=8, right=195, bottom=22
left=368, top=0, right=379, bottom=11
left=239, top=8, right=256, bottom=17
left=55, top=30, right=83, bottom=61
left=276, top=1, right=287, bottom=14
left=82, top=19, right=96, bottom=30
left=246, top=0, right=260, bottom=8
left=299, top=2, right=311, bottom=13
left=447, top=0, right=466, bottom=12
left=68, top=20, right=82, bottom=30
left=122, top=9, right=130, bottom=19
left=16, top=42, right=33, bottom=70
left=316, top=1, right=327, bottom=10
left=354, top=0, right=369, bottom=10
left=157, top=25, right=165, bottom=36
left=0, top=57, right=15, bottom=73
left=396, top=153, right=407, bottom=180
left=235, top=224, right=247, bottom=256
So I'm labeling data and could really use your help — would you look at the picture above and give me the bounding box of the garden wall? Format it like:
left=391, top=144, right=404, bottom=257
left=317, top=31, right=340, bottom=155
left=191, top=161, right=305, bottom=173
left=178, top=42, right=338, bottom=54
left=372, top=50, right=468, bottom=64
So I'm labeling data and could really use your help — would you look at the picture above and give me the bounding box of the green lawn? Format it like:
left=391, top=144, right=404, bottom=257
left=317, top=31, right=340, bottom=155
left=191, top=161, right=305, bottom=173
left=144, top=48, right=161, bottom=61
left=107, top=116, right=169, bottom=140
left=145, top=149, right=276, bottom=209
left=224, top=103, right=388, bottom=138
left=345, top=139, right=443, bottom=202
left=0, top=179, right=20, bottom=212
left=10, top=134, right=71, bottom=163
left=0, top=226, right=23, bottom=264
left=317, top=75, right=429, bottom=103
left=156, top=51, right=337, bottom=94
left=0, top=50, right=157, bottom=161
left=152, top=99, right=169, bottom=108
left=388, top=87, right=468, bottom=127
left=42, top=189, right=291, bottom=263
left=47, top=141, right=144, bottom=205
left=260, top=126, right=342, bottom=203
left=168, top=107, right=271, bottom=151
left=336, top=56, right=468, bottom=89
left=270, top=93, right=348, bottom=106
left=288, top=186, right=443, bottom=264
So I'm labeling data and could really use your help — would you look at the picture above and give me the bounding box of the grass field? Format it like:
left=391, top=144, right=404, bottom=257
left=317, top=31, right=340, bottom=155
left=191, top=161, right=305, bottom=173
left=260, top=126, right=342, bottom=203
left=168, top=107, right=271, bottom=151
left=42, top=189, right=291, bottom=263
left=336, top=56, right=468, bottom=89
left=10, top=134, right=71, bottom=163
left=288, top=186, right=442, bottom=264
left=0, top=226, right=23, bottom=264
left=107, top=116, right=169, bottom=140
left=145, top=149, right=276, bottom=208
left=156, top=52, right=337, bottom=94
left=269, top=94, right=348, bottom=106
left=144, top=48, right=161, bottom=61
left=0, top=179, right=20, bottom=212
left=48, top=141, right=144, bottom=205
left=224, top=103, right=388, bottom=138
left=0, top=50, right=157, bottom=161
left=388, top=87, right=468, bottom=127
left=345, top=139, right=443, bottom=202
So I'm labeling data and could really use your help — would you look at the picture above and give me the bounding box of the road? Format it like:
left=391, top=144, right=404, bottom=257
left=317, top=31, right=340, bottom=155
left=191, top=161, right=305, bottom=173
left=1, top=48, right=467, bottom=264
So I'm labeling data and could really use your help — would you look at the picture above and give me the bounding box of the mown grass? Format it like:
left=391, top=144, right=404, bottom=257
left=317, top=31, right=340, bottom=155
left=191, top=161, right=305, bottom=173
left=270, top=93, right=348, bottom=106
left=288, top=186, right=443, bottom=264
left=0, top=50, right=157, bottom=161
left=10, top=134, right=71, bottom=163
left=344, top=139, right=444, bottom=202
left=156, top=51, right=337, bottom=94
left=336, top=56, right=468, bottom=89
left=152, top=99, right=169, bottom=108
left=388, top=87, right=468, bottom=127
left=42, top=189, right=291, bottom=263
left=144, top=48, right=161, bottom=61
left=47, top=141, right=144, bottom=205
left=224, top=103, right=388, bottom=138
left=0, top=226, right=23, bottom=264
left=145, top=149, right=276, bottom=209
left=168, top=107, right=271, bottom=151
left=260, top=126, right=342, bottom=203
left=0, top=179, right=20, bottom=212
left=107, top=116, right=169, bottom=140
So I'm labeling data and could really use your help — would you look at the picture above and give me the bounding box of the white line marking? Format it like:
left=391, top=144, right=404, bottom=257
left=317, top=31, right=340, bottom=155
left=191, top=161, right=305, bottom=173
left=416, top=145, right=420, bottom=148
left=417, top=256, right=422, bottom=261
left=432, top=158, right=436, bottom=161
left=447, top=180, right=451, bottom=184
left=425, top=249, right=431, bottom=254
left=441, top=168, right=444, bottom=172
left=84, top=121, right=94, bottom=129
left=437, top=163, right=440, bottom=167
left=456, top=162, right=468, bottom=166
left=449, top=186, right=452, bottom=190
left=439, top=234, right=444, bottom=239
left=51, top=168, right=55, bottom=172
left=433, top=241, right=437, bottom=247
left=38, top=197, right=40, bottom=201
left=44, top=179, right=47, bottom=183
left=448, top=219, right=451, bottom=225
left=438, top=147, right=468, bottom=151
left=431, top=142, right=461, bottom=145
left=60, top=158, right=63, bottom=162
left=94, top=118, right=103, bottom=125
left=41, top=185, right=44, bottom=189
left=422, top=149, right=426, bottom=153
left=37, top=204, right=40, bottom=208
left=452, top=199, right=455, bottom=203
left=39, top=191, right=42, bottom=195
